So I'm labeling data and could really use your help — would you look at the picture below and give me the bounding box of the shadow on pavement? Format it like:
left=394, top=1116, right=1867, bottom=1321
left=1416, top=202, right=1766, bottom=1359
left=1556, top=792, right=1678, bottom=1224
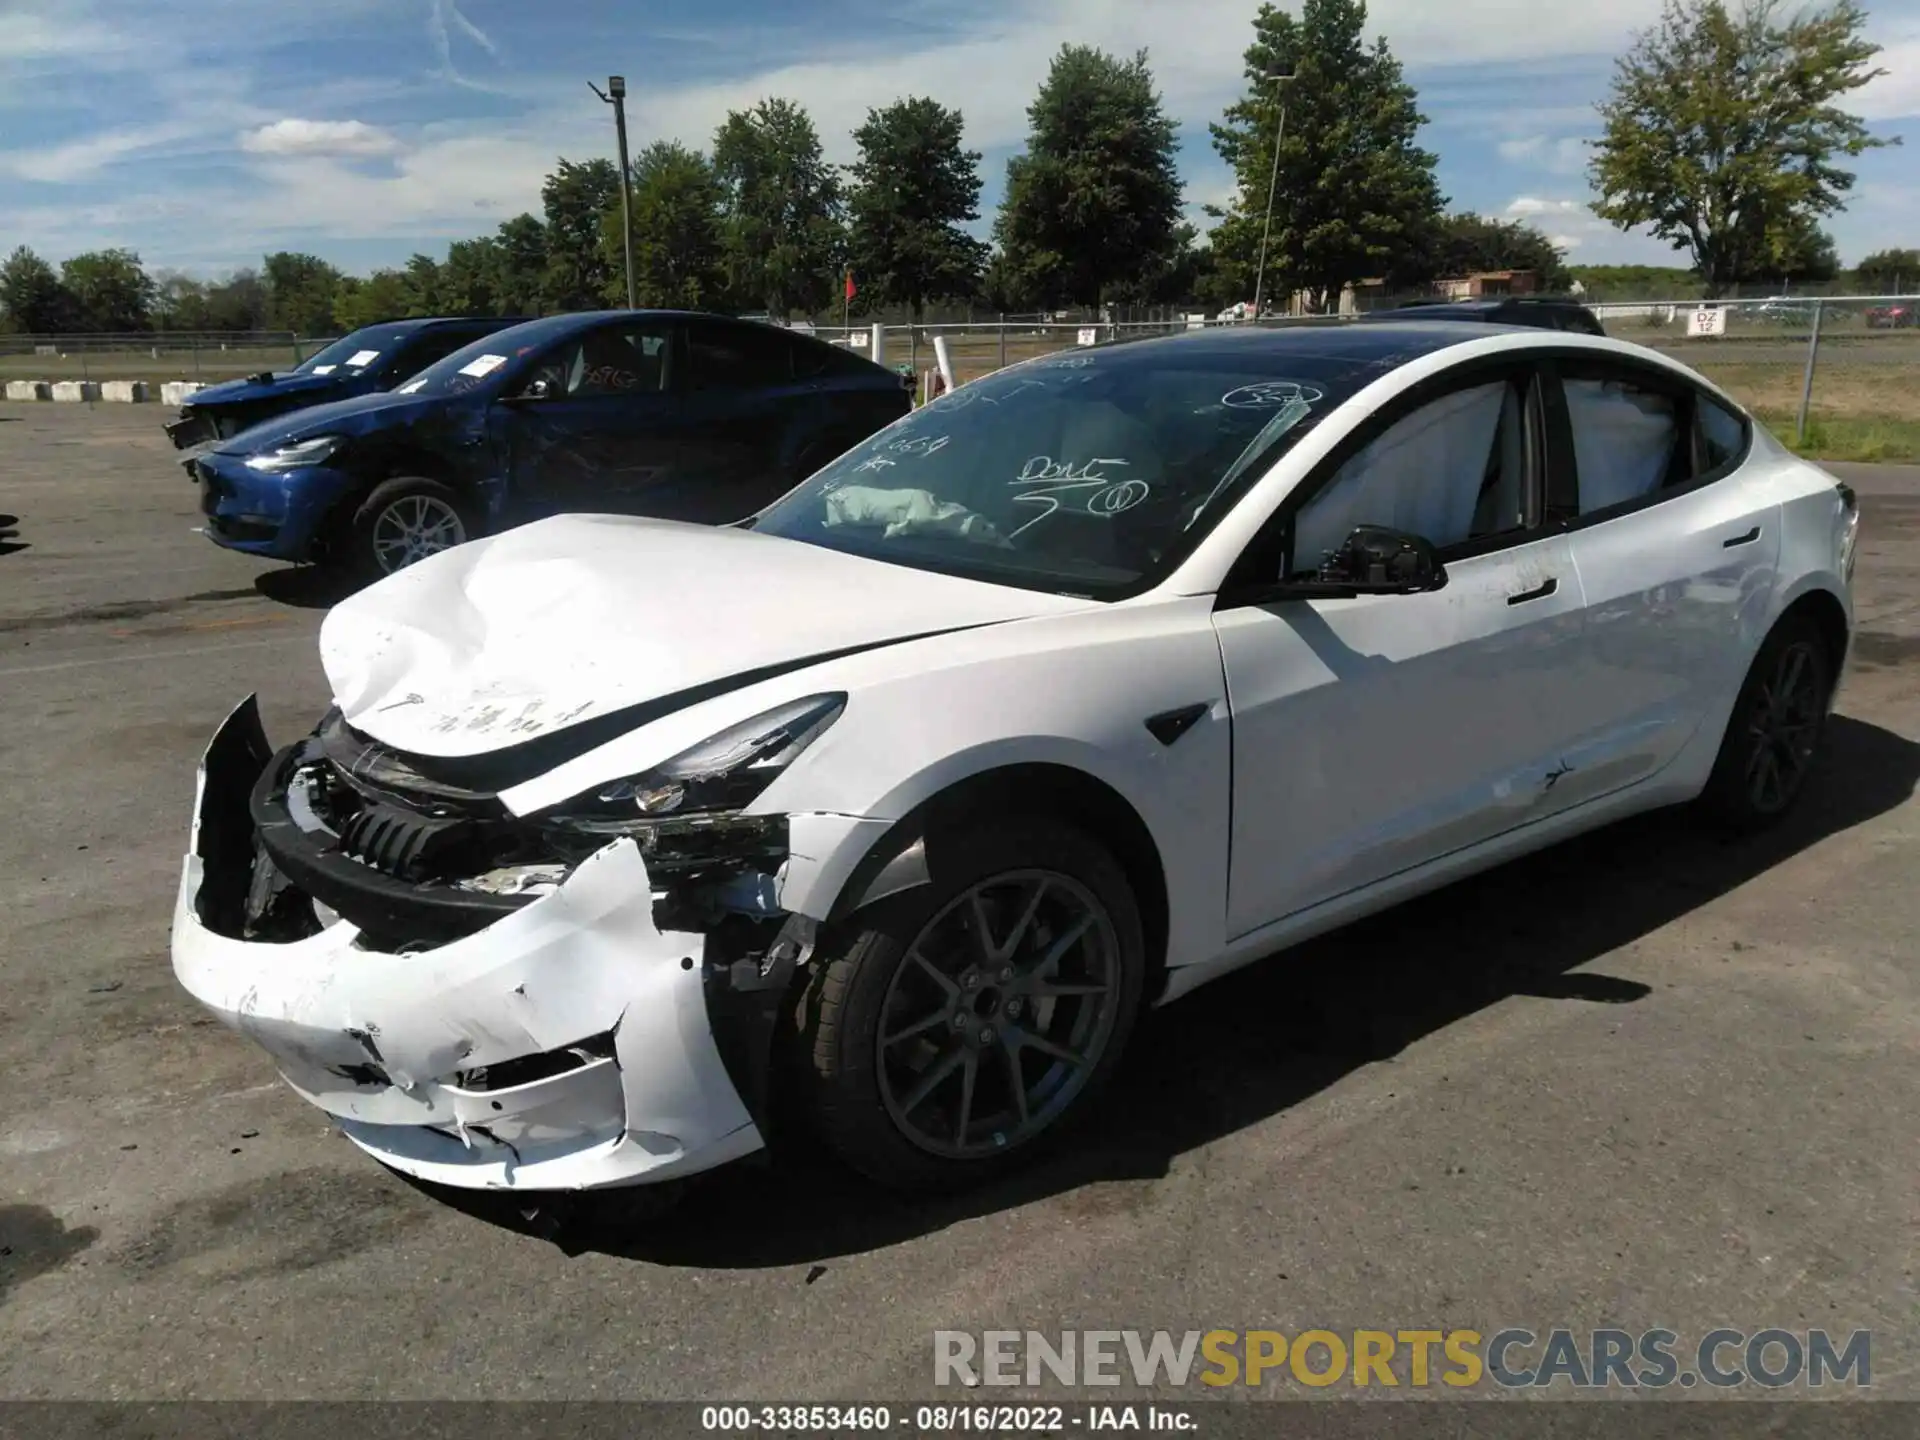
left=408, top=714, right=1920, bottom=1267
left=254, top=565, right=364, bottom=610
left=0, top=513, right=23, bottom=556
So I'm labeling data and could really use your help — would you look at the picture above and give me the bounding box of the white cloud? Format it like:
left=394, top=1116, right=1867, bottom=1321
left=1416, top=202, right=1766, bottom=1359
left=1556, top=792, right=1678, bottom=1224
left=428, top=0, right=502, bottom=89
left=1, top=123, right=214, bottom=183
left=241, top=119, right=401, bottom=157
left=1507, top=196, right=1585, bottom=217
left=1852, top=36, right=1920, bottom=120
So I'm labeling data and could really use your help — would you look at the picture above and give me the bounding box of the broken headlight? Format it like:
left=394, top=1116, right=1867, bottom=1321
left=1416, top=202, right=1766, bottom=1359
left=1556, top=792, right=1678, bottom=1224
left=545, top=693, right=846, bottom=837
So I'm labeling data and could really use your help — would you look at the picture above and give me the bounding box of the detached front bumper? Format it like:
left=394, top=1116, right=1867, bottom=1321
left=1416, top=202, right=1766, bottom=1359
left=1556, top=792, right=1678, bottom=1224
left=170, top=697, right=765, bottom=1190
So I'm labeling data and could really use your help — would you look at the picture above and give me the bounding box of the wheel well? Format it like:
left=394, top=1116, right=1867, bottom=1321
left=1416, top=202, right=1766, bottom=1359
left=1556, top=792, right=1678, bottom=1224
left=834, top=763, right=1172, bottom=994
left=1781, top=588, right=1849, bottom=673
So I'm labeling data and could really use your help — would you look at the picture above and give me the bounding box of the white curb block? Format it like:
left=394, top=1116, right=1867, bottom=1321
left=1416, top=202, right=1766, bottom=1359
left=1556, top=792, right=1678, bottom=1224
left=51, top=381, right=101, bottom=402
left=4, top=381, right=51, bottom=401
left=160, top=381, right=206, bottom=406
left=101, top=380, right=151, bottom=402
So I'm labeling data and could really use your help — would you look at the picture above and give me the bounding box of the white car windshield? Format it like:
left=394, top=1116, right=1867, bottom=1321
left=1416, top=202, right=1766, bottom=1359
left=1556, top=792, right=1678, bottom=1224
left=751, top=337, right=1396, bottom=599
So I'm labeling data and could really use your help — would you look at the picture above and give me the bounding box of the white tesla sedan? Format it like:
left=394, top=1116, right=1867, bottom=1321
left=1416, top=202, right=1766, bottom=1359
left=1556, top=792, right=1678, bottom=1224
left=171, top=321, right=1861, bottom=1195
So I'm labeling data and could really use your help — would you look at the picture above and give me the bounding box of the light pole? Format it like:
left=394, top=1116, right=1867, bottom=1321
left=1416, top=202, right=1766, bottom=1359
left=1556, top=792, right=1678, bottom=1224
left=1250, top=64, right=1296, bottom=323
left=590, top=75, right=637, bottom=310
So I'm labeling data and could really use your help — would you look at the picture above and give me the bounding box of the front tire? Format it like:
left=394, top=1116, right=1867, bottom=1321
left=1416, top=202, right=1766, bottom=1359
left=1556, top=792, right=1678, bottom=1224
left=801, top=819, right=1145, bottom=1191
left=349, top=477, right=475, bottom=577
left=1697, top=613, right=1834, bottom=832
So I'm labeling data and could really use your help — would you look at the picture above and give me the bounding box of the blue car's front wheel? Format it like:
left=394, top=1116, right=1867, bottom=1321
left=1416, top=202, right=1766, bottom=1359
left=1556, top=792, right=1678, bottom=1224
left=350, top=477, right=475, bottom=576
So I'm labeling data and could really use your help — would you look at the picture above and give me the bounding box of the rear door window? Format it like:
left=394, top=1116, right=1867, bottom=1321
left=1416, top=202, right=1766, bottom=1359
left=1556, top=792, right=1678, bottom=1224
left=686, top=323, right=794, bottom=392
left=1561, top=367, right=1692, bottom=516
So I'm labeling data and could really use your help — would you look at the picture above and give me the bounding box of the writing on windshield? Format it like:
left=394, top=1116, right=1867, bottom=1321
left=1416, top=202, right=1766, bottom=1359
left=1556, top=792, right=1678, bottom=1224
left=753, top=345, right=1375, bottom=599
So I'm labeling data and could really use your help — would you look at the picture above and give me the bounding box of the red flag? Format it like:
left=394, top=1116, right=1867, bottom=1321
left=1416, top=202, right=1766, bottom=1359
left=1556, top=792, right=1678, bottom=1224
left=844, top=271, right=857, bottom=301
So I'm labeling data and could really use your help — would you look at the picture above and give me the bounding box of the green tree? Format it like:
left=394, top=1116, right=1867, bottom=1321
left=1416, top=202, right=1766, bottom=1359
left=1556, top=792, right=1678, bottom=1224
left=333, top=269, right=417, bottom=330
left=1, top=246, right=79, bottom=332
left=203, top=269, right=269, bottom=330
left=1590, top=0, right=1893, bottom=296
left=151, top=272, right=212, bottom=330
left=263, top=252, right=345, bottom=334
left=441, top=237, right=502, bottom=314
left=1566, top=263, right=1703, bottom=300
left=1855, top=247, right=1920, bottom=292
left=598, top=141, right=727, bottom=309
left=404, top=254, right=446, bottom=314
left=542, top=157, right=622, bottom=310
left=1390, top=213, right=1573, bottom=292
left=60, top=248, right=156, bottom=331
left=977, top=248, right=1034, bottom=314
left=493, top=213, right=548, bottom=314
left=713, top=98, right=845, bottom=318
left=846, top=97, right=988, bottom=320
left=994, top=45, right=1183, bottom=311
left=1210, top=0, right=1444, bottom=313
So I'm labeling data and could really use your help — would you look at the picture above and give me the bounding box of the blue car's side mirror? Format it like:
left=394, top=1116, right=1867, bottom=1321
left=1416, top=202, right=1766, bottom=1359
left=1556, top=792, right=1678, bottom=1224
left=506, top=378, right=556, bottom=403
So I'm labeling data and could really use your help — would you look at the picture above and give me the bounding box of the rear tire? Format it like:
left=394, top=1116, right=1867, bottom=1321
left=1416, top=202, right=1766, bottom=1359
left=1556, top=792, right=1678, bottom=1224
left=800, top=818, right=1145, bottom=1192
left=348, top=477, right=476, bottom=578
left=1697, top=613, right=1834, bottom=832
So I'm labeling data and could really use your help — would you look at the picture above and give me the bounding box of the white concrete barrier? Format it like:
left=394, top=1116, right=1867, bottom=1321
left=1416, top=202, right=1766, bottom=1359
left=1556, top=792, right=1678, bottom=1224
left=50, top=381, right=100, bottom=402
left=160, top=381, right=206, bottom=407
left=4, top=380, right=52, bottom=401
left=101, top=380, right=151, bottom=403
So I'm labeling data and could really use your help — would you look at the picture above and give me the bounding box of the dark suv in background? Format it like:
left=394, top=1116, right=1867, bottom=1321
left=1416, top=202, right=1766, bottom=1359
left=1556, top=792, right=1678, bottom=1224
left=187, top=310, right=915, bottom=576
left=164, top=316, right=530, bottom=450
left=1362, top=296, right=1608, bottom=335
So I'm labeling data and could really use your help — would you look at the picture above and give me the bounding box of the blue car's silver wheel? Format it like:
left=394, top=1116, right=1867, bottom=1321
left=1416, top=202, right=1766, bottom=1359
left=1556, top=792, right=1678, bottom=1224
left=371, top=494, right=466, bottom=573
left=349, top=477, right=475, bottom=577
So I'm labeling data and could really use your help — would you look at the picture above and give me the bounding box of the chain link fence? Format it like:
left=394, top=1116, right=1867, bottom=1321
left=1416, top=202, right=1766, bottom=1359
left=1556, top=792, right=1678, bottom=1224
left=5, top=299, right=1913, bottom=461
left=817, top=294, right=1918, bottom=463
left=0, top=331, right=334, bottom=383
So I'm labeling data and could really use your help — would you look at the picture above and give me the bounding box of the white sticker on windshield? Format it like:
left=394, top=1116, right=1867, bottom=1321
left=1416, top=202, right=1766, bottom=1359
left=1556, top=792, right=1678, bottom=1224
left=346, top=349, right=381, bottom=368
left=458, top=353, right=508, bottom=378
left=311, top=364, right=337, bottom=375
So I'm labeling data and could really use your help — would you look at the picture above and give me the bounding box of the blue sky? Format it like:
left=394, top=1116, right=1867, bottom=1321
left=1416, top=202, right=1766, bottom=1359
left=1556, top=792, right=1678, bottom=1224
left=2, top=0, right=1916, bottom=279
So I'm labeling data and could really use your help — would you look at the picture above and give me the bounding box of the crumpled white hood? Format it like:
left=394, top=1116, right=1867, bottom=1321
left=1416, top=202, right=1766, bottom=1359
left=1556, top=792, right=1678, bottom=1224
left=321, top=514, right=1084, bottom=758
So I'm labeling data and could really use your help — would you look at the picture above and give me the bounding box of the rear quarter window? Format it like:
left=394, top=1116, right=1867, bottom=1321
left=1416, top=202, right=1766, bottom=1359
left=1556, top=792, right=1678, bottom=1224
left=794, top=335, right=890, bottom=382
left=1697, top=393, right=1749, bottom=472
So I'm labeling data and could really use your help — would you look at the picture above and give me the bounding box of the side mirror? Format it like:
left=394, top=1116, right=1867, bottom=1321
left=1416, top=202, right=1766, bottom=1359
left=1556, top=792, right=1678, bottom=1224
left=507, top=377, right=555, bottom=403
left=1272, top=525, right=1448, bottom=599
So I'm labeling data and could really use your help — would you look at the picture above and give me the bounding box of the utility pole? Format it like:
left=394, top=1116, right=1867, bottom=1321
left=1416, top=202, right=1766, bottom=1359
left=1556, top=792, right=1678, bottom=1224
left=1250, top=64, right=1296, bottom=324
left=590, top=75, right=637, bottom=310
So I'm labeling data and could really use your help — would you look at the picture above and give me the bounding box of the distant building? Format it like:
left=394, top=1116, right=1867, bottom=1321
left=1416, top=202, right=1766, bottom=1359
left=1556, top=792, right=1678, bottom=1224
left=1434, top=270, right=1540, bottom=300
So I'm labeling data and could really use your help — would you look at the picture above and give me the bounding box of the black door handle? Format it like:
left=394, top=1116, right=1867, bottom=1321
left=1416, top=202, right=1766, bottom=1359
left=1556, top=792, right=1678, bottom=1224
left=1722, top=526, right=1762, bottom=548
left=1507, top=577, right=1559, bottom=606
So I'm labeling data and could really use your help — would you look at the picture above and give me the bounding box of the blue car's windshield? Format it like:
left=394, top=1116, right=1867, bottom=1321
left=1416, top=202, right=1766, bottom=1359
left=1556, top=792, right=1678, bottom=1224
left=392, top=330, right=542, bottom=398
left=292, top=325, right=415, bottom=379
left=749, top=339, right=1391, bottom=600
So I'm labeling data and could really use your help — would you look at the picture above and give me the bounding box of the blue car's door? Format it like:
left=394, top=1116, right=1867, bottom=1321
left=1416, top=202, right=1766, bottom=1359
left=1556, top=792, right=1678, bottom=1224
left=493, top=318, right=697, bottom=523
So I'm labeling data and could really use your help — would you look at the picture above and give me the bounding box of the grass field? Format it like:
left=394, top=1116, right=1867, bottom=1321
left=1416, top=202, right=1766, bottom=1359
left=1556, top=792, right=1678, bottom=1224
left=5, top=326, right=1916, bottom=462
left=0, top=344, right=303, bottom=383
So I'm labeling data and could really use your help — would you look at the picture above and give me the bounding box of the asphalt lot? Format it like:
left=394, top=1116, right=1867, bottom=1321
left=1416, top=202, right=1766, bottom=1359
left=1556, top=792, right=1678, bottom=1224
left=1, top=403, right=1916, bottom=1403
